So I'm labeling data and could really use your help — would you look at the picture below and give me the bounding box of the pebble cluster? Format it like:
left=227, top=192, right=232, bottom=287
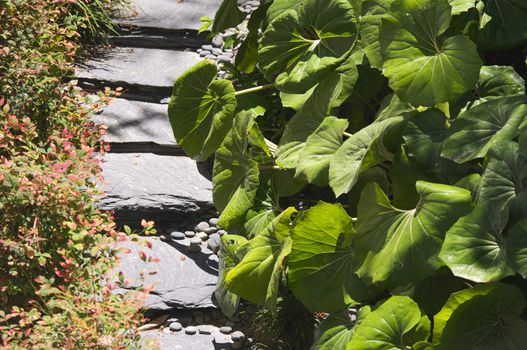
left=196, top=0, right=261, bottom=80
left=161, top=310, right=252, bottom=349
left=161, top=217, right=226, bottom=255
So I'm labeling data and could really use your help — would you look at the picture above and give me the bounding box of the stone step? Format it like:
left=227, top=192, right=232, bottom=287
left=115, top=0, right=222, bottom=31
left=111, top=27, right=209, bottom=50
left=75, top=48, right=201, bottom=101
left=115, top=236, right=218, bottom=311
left=98, top=153, right=213, bottom=224
left=92, top=97, right=176, bottom=148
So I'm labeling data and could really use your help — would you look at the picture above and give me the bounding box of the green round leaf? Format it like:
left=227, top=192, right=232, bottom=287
left=296, top=117, right=349, bottom=187
left=476, top=0, right=527, bottom=51
left=288, top=202, right=377, bottom=313
left=215, top=234, right=247, bottom=318
left=168, top=60, right=237, bottom=159
left=439, top=204, right=515, bottom=283
left=442, top=95, right=527, bottom=163
left=355, top=181, right=472, bottom=288
left=259, top=0, right=357, bottom=93
left=434, top=283, right=527, bottom=350
left=314, top=311, right=356, bottom=350
left=314, top=307, right=372, bottom=350
left=214, top=112, right=260, bottom=230
left=212, top=0, right=246, bottom=34
left=475, top=66, right=526, bottom=101
left=329, top=117, right=405, bottom=197
left=226, top=209, right=295, bottom=306
left=379, top=0, right=482, bottom=106
left=347, top=296, right=429, bottom=350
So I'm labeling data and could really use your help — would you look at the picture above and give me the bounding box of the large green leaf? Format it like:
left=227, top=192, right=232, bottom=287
left=359, top=0, right=394, bottom=69
left=276, top=73, right=342, bottom=168
left=215, top=235, right=247, bottom=318
left=168, top=60, right=237, bottom=159
left=411, top=268, right=465, bottom=316
left=211, top=0, right=246, bottom=33
left=442, top=95, right=527, bottom=163
left=505, top=219, right=527, bottom=278
left=314, top=307, right=371, bottom=350
left=355, top=181, right=472, bottom=288
left=259, top=0, right=357, bottom=93
left=403, top=109, right=447, bottom=169
left=434, top=283, right=527, bottom=349
left=213, top=112, right=260, bottom=230
left=347, top=296, right=430, bottom=350
left=479, top=141, right=527, bottom=222
left=329, top=117, right=404, bottom=197
left=296, top=117, right=349, bottom=187
left=266, top=0, right=303, bottom=23
left=225, top=208, right=296, bottom=306
left=448, top=0, right=475, bottom=14
left=439, top=204, right=514, bottom=282
left=379, top=0, right=482, bottom=106
left=288, top=202, right=376, bottom=313
left=477, top=0, right=527, bottom=50
left=475, top=66, right=526, bottom=101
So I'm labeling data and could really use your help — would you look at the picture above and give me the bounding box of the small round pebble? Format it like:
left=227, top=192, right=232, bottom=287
left=195, top=221, right=210, bottom=232
left=219, top=326, right=232, bottom=334
left=217, top=229, right=227, bottom=236
left=205, top=54, right=216, bottom=60
left=190, top=237, right=202, bottom=245
left=187, top=245, right=201, bottom=253
left=203, top=226, right=217, bottom=234
left=185, top=326, right=197, bottom=335
left=231, top=331, right=245, bottom=342
left=196, top=231, right=209, bottom=241
left=202, top=44, right=213, bottom=51
left=169, top=322, right=183, bottom=332
left=170, top=231, right=185, bottom=240
left=159, top=235, right=169, bottom=242
left=184, top=230, right=196, bottom=238
left=199, top=50, right=211, bottom=57
left=197, top=325, right=212, bottom=335
left=207, top=233, right=221, bottom=253
left=209, top=217, right=219, bottom=226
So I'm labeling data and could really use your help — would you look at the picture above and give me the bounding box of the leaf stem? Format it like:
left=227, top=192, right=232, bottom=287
left=259, top=165, right=280, bottom=170
left=235, top=84, right=275, bottom=96
left=343, top=131, right=353, bottom=138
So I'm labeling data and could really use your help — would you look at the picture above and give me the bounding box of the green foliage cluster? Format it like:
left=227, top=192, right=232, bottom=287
left=0, top=0, right=145, bottom=348
left=169, top=0, right=527, bottom=348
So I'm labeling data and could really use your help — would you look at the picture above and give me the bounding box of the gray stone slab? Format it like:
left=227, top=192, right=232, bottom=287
left=116, top=0, right=223, bottom=31
left=115, top=237, right=218, bottom=311
left=75, top=47, right=200, bottom=88
left=92, top=98, right=175, bottom=146
left=98, top=153, right=213, bottom=215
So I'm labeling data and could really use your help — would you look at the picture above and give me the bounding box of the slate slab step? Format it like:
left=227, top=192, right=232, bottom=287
left=115, top=0, right=222, bottom=31
left=92, top=97, right=176, bottom=147
left=112, top=27, right=209, bottom=50
left=115, top=237, right=218, bottom=311
left=98, top=153, right=213, bottom=224
left=75, top=47, right=201, bottom=96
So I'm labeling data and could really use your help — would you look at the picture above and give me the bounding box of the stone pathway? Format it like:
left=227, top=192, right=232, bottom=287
left=74, top=1, right=259, bottom=348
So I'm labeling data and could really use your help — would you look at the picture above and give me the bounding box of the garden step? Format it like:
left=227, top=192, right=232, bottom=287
left=98, top=153, right=214, bottom=225
left=75, top=47, right=200, bottom=101
left=92, top=97, right=177, bottom=149
left=115, top=236, right=218, bottom=311
left=111, top=27, right=209, bottom=50
left=115, top=0, right=222, bottom=31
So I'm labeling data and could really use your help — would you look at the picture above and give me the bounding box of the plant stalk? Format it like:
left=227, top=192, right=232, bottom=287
left=235, top=84, right=275, bottom=96
left=343, top=131, right=353, bottom=138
